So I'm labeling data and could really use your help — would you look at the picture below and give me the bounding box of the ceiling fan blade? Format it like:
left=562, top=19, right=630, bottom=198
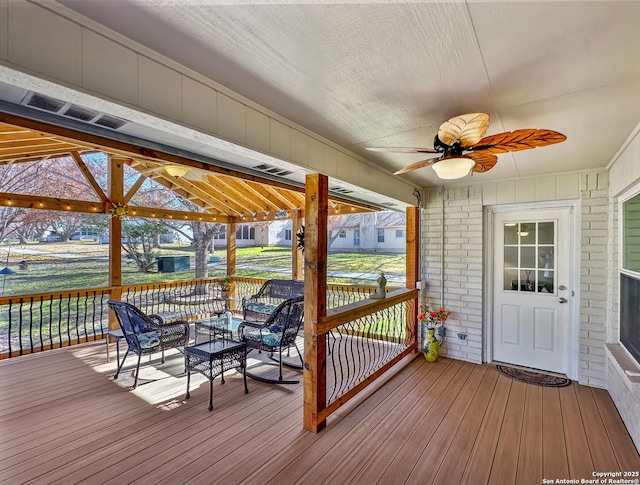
left=438, top=113, right=490, bottom=147
left=467, top=151, right=498, bottom=173
left=473, top=129, right=566, bottom=155
left=366, top=147, right=438, bottom=154
left=394, top=155, right=442, bottom=175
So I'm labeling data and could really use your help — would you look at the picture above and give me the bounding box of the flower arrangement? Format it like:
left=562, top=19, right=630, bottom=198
left=216, top=275, right=232, bottom=291
left=418, top=303, right=451, bottom=329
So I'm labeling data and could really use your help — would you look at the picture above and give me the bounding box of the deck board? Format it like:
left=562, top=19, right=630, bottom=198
left=558, top=384, right=594, bottom=478
left=516, top=385, right=543, bottom=484
left=0, top=341, right=638, bottom=484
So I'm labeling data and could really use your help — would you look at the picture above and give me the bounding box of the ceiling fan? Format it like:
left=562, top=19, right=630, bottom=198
left=366, top=113, right=566, bottom=179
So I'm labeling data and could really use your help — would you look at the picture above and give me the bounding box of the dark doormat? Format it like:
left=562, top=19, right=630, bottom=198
left=496, top=364, right=571, bottom=387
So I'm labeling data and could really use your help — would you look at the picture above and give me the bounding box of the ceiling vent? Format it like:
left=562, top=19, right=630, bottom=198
left=94, top=114, right=128, bottom=130
left=22, top=92, right=128, bottom=130
left=25, top=93, right=66, bottom=113
left=252, top=163, right=292, bottom=177
left=330, top=186, right=354, bottom=195
left=62, top=105, right=99, bottom=122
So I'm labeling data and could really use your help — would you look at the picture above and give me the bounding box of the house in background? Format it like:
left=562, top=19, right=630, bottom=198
left=212, top=223, right=263, bottom=249
left=257, top=210, right=406, bottom=253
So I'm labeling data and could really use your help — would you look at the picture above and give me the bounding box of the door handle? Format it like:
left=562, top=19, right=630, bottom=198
left=558, top=297, right=567, bottom=304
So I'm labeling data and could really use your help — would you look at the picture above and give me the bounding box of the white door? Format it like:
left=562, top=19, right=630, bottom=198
left=492, top=208, right=571, bottom=374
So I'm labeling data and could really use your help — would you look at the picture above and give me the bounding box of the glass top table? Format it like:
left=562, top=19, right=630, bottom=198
left=194, top=315, right=244, bottom=343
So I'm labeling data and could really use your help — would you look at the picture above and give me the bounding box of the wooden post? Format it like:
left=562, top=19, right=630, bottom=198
left=227, top=221, right=237, bottom=277
left=227, top=221, right=237, bottom=308
left=406, top=206, right=420, bottom=347
left=303, top=173, right=328, bottom=433
left=108, top=156, right=124, bottom=330
left=292, top=210, right=303, bottom=281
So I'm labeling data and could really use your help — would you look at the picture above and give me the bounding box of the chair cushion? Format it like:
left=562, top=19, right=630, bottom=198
left=137, top=331, right=161, bottom=349
left=243, top=327, right=282, bottom=347
left=245, top=302, right=278, bottom=316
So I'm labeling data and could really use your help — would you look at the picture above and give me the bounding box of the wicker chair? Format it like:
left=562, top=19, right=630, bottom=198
left=242, top=279, right=304, bottom=322
left=238, top=296, right=304, bottom=384
left=107, top=300, right=189, bottom=389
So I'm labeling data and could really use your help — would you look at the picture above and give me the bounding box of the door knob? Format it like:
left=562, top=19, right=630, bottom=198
left=558, top=297, right=567, bottom=303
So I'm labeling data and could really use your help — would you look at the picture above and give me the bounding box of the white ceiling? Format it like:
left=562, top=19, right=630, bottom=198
left=57, top=0, right=640, bottom=187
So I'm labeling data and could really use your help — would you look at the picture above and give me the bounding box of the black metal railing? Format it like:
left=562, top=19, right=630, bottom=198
left=0, top=289, right=111, bottom=358
left=326, top=295, right=417, bottom=404
left=0, top=276, right=384, bottom=358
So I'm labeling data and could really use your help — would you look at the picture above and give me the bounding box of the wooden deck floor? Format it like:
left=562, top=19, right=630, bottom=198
left=1, top=341, right=639, bottom=484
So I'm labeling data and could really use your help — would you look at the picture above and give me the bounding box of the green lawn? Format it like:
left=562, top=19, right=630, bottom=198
left=0, top=242, right=405, bottom=296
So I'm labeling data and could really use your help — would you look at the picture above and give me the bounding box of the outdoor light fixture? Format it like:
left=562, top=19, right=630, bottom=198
left=432, top=157, right=475, bottom=180
left=165, top=165, right=189, bottom=177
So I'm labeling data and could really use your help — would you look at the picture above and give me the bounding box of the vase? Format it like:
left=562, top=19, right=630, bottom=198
left=423, top=328, right=440, bottom=363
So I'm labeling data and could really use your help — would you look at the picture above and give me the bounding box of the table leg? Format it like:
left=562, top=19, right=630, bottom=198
left=185, top=370, right=191, bottom=399
left=208, top=378, right=213, bottom=411
left=243, top=347, right=248, bottom=394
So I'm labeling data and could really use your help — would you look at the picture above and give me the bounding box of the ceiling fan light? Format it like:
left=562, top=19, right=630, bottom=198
left=432, top=157, right=475, bottom=179
left=165, top=165, right=189, bottom=177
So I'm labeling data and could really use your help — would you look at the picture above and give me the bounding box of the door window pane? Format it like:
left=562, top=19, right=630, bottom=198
left=503, top=220, right=556, bottom=293
left=504, top=224, right=518, bottom=244
left=504, top=269, right=519, bottom=291
left=519, top=223, right=536, bottom=244
left=504, top=247, right=518, bottom=268
left=538, top=270, right=554, bottom=293
left=538, top=222, right=554, bottom=244
left=520, top=247, right=536, bottom=268
left=519, top=270, right=536, bottom=292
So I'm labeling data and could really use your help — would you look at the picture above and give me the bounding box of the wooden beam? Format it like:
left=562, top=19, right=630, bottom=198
left=0, top=193, right=225, bottom=223
left=125, top=159, right=224, bottom=213
left=318, top=288, right=418, bottom=334
left=218, top=176, right=279, bottom=213
left=0, top=136, right=80, bottom=152
left=292, top=210, right=303, bottom=281
left=265, top=184, right=304, bottom=209
left=406, top=206, right=419, bottom=289
left=246, top=181, right=298, bottom=211
left=108, top=156, right=123, bottom=329
left=303, top=173, right=328, bottom=433
left=127, top=206, right=228, bottom=223
left=202, top=176, right=261, bottom=215
left=123, top=174, right=147, bottom=204
left=71, top=152, right=107, bottom=202
left=406, top=205, right=420, bottom=348
left=227, top=221, right=236, bottom=278
left=0, top=147, right=76, bottom=161
left=0, top=192, right=104, bottom=214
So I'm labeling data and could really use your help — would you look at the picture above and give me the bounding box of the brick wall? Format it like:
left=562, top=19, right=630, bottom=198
left=579, top=172, right=609, bottom=387
left=420, top=170, right=609, bottom=386
left=422, top=185, right=484, bottom=363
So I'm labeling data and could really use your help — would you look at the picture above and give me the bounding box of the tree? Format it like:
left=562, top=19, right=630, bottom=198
left=0, top=156, right=100, bottom=244
left=121, top=220, right=168, bottom=273
left=50, top=213, right=87, bottom=242
left=327, top=214, right=355, bottom=249
left=0, top=162, right=45, bottom=243
left=169, top=220, right=225, bottom=278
